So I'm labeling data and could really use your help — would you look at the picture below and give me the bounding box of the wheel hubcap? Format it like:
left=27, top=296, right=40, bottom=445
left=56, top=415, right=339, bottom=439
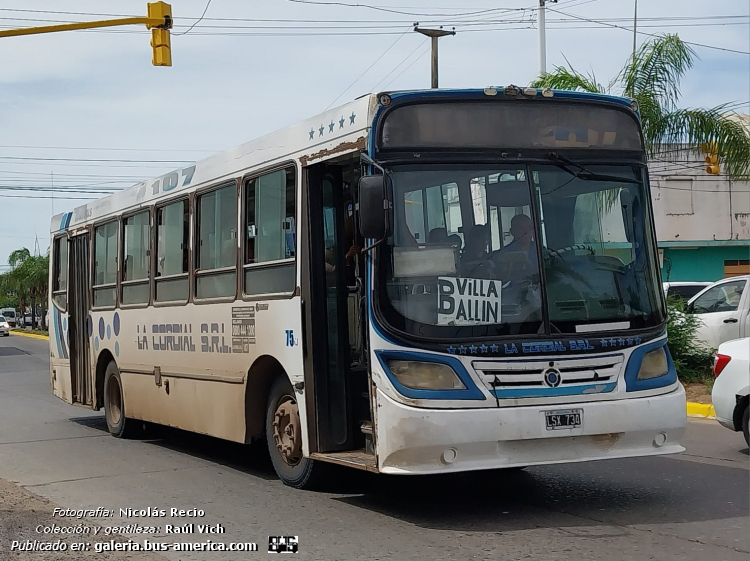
left=107, top=377, right=122, bottom=426
left=272, top=396, right=302, bottom=466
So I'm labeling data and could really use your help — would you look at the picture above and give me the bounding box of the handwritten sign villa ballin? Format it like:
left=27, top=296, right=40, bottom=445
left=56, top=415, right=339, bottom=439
left=437, top=277, right=502, bottom=325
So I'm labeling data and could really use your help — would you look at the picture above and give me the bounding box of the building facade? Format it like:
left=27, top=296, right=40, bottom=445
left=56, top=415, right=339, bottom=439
left=649, top=139, right=750, bottom=282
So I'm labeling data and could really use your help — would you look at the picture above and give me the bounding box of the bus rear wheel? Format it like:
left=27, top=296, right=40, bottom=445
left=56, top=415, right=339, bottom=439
left=265, top=377, right=326, bottom=489
left=103, top=361, right=138, bottom=438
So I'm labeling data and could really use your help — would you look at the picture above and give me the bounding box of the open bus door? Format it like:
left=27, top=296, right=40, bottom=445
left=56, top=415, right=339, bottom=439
left=68, top=233, right=94, bottom=407
left=305, top=164, right=355, bottom=452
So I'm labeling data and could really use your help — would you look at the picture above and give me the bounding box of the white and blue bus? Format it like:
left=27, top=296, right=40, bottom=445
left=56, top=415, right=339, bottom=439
left=49, top=87, right=686, bottom=488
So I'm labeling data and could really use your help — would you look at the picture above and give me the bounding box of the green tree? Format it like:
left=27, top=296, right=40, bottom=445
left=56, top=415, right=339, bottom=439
left=532, top=34, right=750, bottom=179
left=1, top=247, right=49, bottom=330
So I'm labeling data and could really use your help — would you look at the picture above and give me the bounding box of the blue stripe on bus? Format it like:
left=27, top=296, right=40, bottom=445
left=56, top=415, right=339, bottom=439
left=53, top=308, right=65, bottom=359
left=491, top=382, right=617, bottom=399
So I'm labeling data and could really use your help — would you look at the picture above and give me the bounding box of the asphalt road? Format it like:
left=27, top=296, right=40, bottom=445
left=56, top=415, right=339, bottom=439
left=1, top=333, right=748, bottom=560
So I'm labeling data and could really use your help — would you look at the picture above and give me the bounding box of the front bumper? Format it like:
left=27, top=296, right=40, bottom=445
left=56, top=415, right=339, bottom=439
left=375, top=385, right=687, bottom=474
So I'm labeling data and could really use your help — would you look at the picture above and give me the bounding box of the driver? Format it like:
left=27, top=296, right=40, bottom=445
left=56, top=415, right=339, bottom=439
left=503, top=214, right=535, bottom=256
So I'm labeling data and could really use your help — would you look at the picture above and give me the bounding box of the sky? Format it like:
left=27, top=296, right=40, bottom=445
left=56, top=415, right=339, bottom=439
left=0, top=0, right=748, bottom=271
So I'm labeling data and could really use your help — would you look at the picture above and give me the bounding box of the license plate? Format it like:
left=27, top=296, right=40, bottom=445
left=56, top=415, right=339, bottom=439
left=545, top=409, right=583, bottom=430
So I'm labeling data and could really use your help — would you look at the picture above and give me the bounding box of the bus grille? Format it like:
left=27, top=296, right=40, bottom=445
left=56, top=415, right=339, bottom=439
left=472, top=354, right=624, bottom=399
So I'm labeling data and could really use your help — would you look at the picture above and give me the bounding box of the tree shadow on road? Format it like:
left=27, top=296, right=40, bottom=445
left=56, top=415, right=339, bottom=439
left=70, top=414, right=277, bottom=481
left=327, top=456, right=749, bottom=533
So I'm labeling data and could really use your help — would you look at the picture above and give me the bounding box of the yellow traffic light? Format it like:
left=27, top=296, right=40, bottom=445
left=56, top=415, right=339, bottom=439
left=150, top=28, right=172, bottom=66
left=147, top=2, right=172, bottom=67
left=699, top=141, right=720, bottom=175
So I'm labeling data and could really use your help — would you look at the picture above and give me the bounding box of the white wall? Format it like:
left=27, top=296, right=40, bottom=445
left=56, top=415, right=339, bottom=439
left=649, top=147, right=750, bottom=243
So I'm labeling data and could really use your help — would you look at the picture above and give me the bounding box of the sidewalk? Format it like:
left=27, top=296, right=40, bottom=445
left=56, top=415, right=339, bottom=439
left=0, top=478, right=167, bottom=560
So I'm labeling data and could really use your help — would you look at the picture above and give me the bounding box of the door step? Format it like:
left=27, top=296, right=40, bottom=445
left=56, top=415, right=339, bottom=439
left=309, top=450, right=378, bottom=472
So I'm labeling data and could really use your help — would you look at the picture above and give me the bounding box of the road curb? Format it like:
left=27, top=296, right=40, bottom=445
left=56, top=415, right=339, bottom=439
left=686, top=402, right=716, bottom=419
left=10, top=331, right=49, bottom=341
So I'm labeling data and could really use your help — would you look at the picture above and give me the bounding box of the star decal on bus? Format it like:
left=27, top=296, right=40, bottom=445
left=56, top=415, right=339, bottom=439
left=309, top=128, right=315, bottom=140
left=339, top=116, right=345, bottom=129
left=329, top=121, right=335, bottom=133
left=319, top=124, right=325, bottom=137
left=447, top=346, right=456, bottom=354
left=349, top=111, right=356, bottom=125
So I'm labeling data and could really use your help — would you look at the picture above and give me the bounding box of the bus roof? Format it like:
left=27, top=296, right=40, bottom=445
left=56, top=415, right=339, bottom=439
left=51, top=87, right=636, bottom=233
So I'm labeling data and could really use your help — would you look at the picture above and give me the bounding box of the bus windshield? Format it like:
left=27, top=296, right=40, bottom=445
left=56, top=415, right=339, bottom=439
left=376, top=163, right=665, bottom=339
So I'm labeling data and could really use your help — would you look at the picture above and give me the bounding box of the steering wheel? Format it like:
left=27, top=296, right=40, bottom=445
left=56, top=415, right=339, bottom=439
left=544, top=244, right=595, bottom=261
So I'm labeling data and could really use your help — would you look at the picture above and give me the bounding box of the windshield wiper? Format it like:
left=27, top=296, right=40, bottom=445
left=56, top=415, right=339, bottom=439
left=547, top=152, right=640, bottom=184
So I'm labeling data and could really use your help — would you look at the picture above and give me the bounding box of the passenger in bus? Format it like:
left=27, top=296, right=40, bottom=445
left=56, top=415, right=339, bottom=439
left=462, top=224, right=490, bottom=261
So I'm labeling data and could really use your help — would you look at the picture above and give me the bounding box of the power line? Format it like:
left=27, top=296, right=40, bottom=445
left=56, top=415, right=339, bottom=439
left=0, top=144, right=214, bottom=153
left=549, top=8, right=750, bottom=55
left=283, top=1, right=525, bottom=18
left=0, top=193, right=98, bottom=200
left=372, top=38, right=429, bottom=91
left=325, top=27, right=411, bottom=110
left=0, top=156, right=192, bottom=163
left=173, top=0, right=214, bottom=36
left=382, top=41, right=432, bottom=89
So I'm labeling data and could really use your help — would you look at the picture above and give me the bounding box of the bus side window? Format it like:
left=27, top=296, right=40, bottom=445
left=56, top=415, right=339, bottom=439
left=155, top=199, right=190, bottom=303
left=122, top=211, right=150, bottom=305
left=93, top=220, right=118, bottom=308
left=195, top=183, right=238, bottom=299
left=52, top=236, right=68, bottom=310
left=244, top=166, right=296, bottom=296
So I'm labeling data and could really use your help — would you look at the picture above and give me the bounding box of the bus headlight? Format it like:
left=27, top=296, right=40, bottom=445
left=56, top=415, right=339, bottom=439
left=387, top=360, right=466, bottom=390
left=637, top=347, right=669, bottom=380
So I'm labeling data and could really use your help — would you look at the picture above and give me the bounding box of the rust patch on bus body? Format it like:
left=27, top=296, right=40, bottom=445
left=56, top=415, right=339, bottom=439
left=300, top=137, right=366, bottom=166
left=591, top=432, right=623, bottom=450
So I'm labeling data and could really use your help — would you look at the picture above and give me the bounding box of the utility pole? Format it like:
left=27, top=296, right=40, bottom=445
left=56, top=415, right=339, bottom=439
left=414, top=26, right=455, bottom=89
left=537, top=0, right=557, bottom=78
left=632, top=0, right=638, bottom=60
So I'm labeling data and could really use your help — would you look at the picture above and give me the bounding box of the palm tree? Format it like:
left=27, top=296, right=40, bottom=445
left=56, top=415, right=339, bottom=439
left=1, top=248, right=50, bottom=330
left=532, top=34, right=750, bottom=179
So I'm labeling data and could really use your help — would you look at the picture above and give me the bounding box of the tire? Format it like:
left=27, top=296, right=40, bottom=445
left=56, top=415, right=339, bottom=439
left=742, top=406, right=749, bottom=448
left=265, top=376, right=327, bottom=489
left=103, top=361, right=139, bottom=438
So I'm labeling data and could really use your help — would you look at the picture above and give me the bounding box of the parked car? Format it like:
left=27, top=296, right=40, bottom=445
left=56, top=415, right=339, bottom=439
left=662, top=281, right=712, bottom=302
left=711, top=337, right=749, bottom=447
left=686, top=275, right=749, bottom=349
left=0, top=315, right=9, bottom=336
left=0, top=308, right=17, bottom=328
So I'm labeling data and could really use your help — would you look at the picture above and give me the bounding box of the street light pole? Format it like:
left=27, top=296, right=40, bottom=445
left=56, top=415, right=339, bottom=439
left=537, top=0, right=557, bottom=78
left=632, top=0, right=638, bottom=60
left=414, top=26, right=455, bottom=89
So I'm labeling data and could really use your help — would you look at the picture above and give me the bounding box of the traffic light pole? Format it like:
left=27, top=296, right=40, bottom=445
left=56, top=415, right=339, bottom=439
left=0, top=2, right=173, bottom=66
left=414, top=27, right=455, bottom=89
left=0, top=17, right=166, bottom=38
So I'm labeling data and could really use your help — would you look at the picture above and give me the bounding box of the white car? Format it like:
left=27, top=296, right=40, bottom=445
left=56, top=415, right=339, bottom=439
left=0, top=315, right=9, bottom=336
left=711, top=337, right=749, bottom=446
left=686, top=275, right=749, bottom=349
left=662, top=281, right=711, bottom=302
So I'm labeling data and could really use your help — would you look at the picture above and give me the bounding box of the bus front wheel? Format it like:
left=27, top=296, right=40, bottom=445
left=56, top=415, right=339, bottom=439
left=265, top=376, right=326, bottom=489
left=103, top=361, right=138, bottom=438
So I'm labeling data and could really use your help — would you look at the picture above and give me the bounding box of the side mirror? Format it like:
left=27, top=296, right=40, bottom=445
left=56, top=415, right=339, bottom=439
left=358, top=174, right=393, bottom=240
